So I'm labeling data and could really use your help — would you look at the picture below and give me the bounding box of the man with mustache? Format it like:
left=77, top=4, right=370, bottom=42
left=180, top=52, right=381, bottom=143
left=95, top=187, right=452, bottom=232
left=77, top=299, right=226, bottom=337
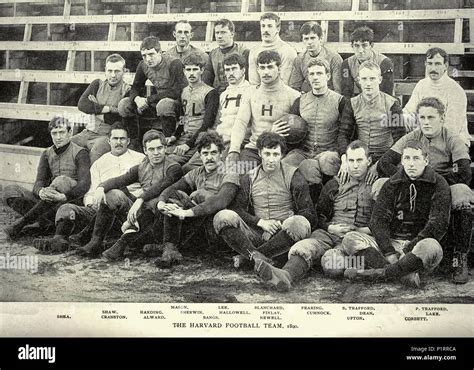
left=165, top=20, right=209, bottom=65
left=76, top=130, right=182, bottom=257
left=145, top=131, right=240, bottom=267
left=3, top=116, right=90, bottom=241
left=289, top=21, right=343, bottom=93
left=341, top=26, right=394, bottom=98
left=32, top=123, right=145, bottom=253
left=214, top=132, right=316, bottom=275
left=338, top=61, right=406, bottom=186
left=228, top=50, right=300, bottom=169
left=377, top=97, right=472, bottom=284
left=252, top=140, right=375, bottom=292
left=118, top=36, right=187, bottom=149
left=248, top=12, right=297, bottom=85
left=202, top=18, right=249, bottom=94
left=73, top=53, right=131, bottom=163
left=182, top=53, right=251, bottom=173
left=344, top=140, right=451, bottom=288
left=403, top=47, right=470, bottom=146
left=166, top=53, right=219, bottom=167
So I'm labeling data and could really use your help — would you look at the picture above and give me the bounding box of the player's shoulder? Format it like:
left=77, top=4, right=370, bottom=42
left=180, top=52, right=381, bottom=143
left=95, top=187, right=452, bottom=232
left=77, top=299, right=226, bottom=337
left=282, top=83, right=301, bottom=97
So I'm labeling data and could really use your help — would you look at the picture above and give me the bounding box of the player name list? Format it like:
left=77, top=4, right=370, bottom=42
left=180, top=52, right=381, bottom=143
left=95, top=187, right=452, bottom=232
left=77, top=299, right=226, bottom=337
left=1, top=303, right=472, bottom=337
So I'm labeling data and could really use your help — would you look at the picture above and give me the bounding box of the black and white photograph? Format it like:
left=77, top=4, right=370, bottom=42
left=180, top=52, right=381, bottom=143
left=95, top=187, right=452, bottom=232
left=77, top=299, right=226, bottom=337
left=0, top=0, right=473, bottom=341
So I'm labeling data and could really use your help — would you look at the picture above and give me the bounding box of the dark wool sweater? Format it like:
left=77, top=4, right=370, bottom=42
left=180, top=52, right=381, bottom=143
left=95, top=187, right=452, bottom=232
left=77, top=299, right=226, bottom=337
left=34, top=142, right=91, bottom=201
left=369, top=166, right=451, bottom=256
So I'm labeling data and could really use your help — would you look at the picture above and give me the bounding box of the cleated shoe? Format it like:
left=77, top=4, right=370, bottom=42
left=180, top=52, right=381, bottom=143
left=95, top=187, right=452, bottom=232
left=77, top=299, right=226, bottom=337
left=154, top=242, right=183, bottom=268
left=452, top=252, right=469, bottom=284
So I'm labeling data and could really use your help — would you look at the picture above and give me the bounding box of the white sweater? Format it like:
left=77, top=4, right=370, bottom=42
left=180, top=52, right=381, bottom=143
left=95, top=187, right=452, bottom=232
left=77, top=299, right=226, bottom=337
left=404, top=73, right=470, bottom=146
left=248, top=36, right=297, bottom=86
left=83, top=149, right=145, bottom=206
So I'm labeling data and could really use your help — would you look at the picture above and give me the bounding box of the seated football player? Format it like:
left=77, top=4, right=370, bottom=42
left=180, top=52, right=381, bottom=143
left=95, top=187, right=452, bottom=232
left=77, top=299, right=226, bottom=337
left=341, top=26, right=394, bottom=98
left=338, top=60, right=405, bottom=186
left=118, top=36, right=187, bottom=149
left=253, top=140, right=376, bottom=292
left=76, top=130, right=182, bottom=257
left=150, top=131, right=240, bottom=268
left=282, top=58, right=346, bottom=201
left=214, top=132, right=316, bottom=275
left=377, top=97, right=472, bottom=284
left=3, top=116, right=90, bottom=241
left=289, top=21, right=343, bottom=93
left=182, top=53, right=251, bottom=173
left=227, top=50, right=300, bottom=170
left=33, top=123, right=145, bottom=253
left=73, top=53, right=131, bottom=163
left=166, top=53, right=219, bottom=166
left=343, top=139, right=451, bottom=288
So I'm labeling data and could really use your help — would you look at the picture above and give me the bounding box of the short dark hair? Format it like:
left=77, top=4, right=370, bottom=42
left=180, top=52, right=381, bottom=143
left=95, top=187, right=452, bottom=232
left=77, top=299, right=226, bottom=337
left=300, top=21, right=323, bottom=38
left=223, top=53, right=246, bottom=69
left=109, top=122, right=129, bottom=137
left=196, top=131, right=225, bottom=153
left=257, top=50, right=281, bottom=67
left=183, top=52, right=206, bottom=68
left=346, top=140, right=370, bottom=158
left=307, top=58, right=330, bottom=75
left=48, top=116, right=72, bottom=132
left=215, top=18, right=235, bottom=33
left=402, top=139, right=429, bottom=158
left=260, top=12, right=280, bottom=27
left=416, top=97, right=445, bottom=116
left=350, top=26, right=374, bottom=44
left=426, top=47, right=449, bottom=64
left=105, top=53, right=126, bottom=66
left=140, top=36, right=161, bottom=52
left=256, top=131, right=287, bottom=154
left=142, top=129, right=166, bottom=149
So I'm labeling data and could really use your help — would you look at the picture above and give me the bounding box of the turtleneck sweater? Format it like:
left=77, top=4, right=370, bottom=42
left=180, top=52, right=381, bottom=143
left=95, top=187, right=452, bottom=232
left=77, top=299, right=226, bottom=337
left=404, top=73, right=470, bottom=146
left=230, top=78, right=300, bottom=152
left=248, top=36, right=298, bottom=85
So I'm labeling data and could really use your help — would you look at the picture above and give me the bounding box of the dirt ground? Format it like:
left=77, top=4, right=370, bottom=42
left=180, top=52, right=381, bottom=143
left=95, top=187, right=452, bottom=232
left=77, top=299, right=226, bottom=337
left=1, top=206, right=473, bottom=303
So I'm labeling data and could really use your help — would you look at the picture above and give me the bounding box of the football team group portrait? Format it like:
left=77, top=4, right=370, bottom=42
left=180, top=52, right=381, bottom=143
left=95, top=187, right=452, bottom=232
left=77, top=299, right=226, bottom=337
left=1, top=0, right=473, bottom=302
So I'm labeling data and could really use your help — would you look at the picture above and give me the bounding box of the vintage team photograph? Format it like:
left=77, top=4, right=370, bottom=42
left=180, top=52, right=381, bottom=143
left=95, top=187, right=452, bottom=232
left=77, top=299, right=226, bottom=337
left=0, top=0, right=473, bottom=306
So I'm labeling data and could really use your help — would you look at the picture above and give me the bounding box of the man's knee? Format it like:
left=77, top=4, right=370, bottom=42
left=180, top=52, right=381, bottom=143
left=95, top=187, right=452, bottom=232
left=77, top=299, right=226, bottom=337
left=321, top=248, right=347, bottom=277
left=372, top=177, right=389, bottom=201
left=213, top=209, right=240, bottom=234
left=317, top=151, right=341, bottom=177
left=450, top=183, right=473, bottom=210
left=282, top=215, right=311, bottom=241
left=411, top=238, right=443, bottom=271
left=118, top=97, right=135, bottom=117
left=156, top=98, right=178, bottom=117
left=105, top=189, right=129, bottom=210
left=55, top=203, right=78, bottom=223
left=3, top=184, right=31, bottom=204
left=298, top=159, right=322, bottom=185
left=288, top=238, right=325, bottom=268
left=342, top=231, right=374, bottom=256
left=50, top=176, right=77, bottom=194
